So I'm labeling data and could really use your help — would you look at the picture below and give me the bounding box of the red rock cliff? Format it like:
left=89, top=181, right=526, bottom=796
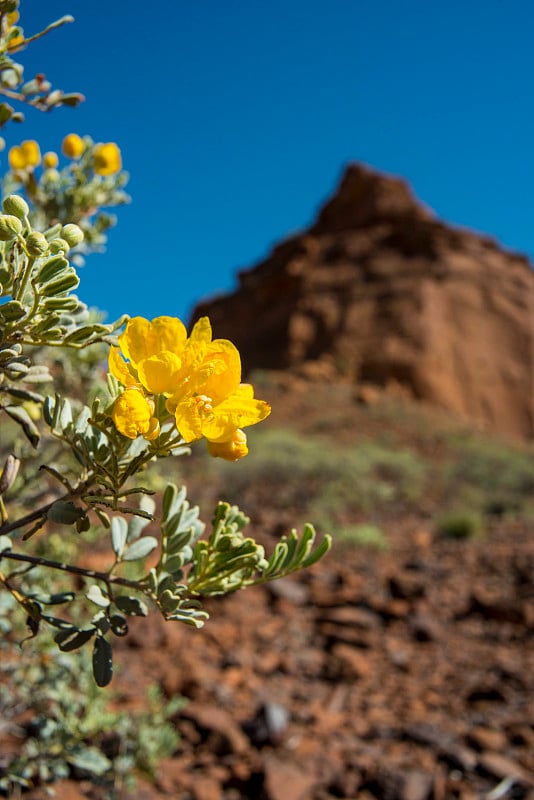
left=191, top=164, right=534, bottom=438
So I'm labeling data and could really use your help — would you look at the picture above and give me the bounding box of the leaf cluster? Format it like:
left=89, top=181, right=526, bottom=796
left=0, top=638, right=183, bottom=794
left=4, top=136, right=131, bottom=254
left=0, top=1, right=83, bottom=127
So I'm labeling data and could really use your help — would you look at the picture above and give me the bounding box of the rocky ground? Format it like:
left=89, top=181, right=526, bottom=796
left=11, top=383, right=534, bottom=800
left=130, top=517, right=534, bottom=800
left=29, top=513, right=534, bottom=800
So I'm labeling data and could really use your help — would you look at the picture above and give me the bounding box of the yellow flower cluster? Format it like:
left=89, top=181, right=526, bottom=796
left=8, top=139, right=40, bottom=170
left=8, top=135, right=123, bottom=178
left=109, top=316, right=271, bottom=461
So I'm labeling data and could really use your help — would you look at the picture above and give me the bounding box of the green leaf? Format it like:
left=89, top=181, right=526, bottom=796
left=41, top=615, right=76, bottom=630
left=302, top=533, right=332, bottom=567
left=162, top=554, right=187, bottom=575
left=293, top=523, right=316, bottom=565
left=67, top=746, right=112, bottom=776
left=55, top=627, right=95, bottom=652
left=24, top=364, right=52, bottom=383
left=29, top=591, right=75, bottom=605
left=94, top=507, right=111, bottom=528
left=0, top=300, right=25, bottom=321
left=86, top=585, right=110, bottom=608
left=127, top=511, right=151, bottom=542
left=93, top=636, right=113, bottom=687
left=109, top=614, right=128, bottom=636
left=123, top=536, right=158, bottom=561
left=114, top=595, right=148, bottom=617
left=47, top=500, right=84, bottom=525
left=3, top=405, right=40, bottom=447
left=162, top=483, right=187, bottom=521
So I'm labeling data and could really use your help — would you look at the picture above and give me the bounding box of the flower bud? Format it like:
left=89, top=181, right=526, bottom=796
left=94, top=142, right=122, bottom=176
left=43, top=151, right=58, bottom=168
left=0, top=214, right=22, bottom=241
left=61, top=223, right=84, bottom=247
left=2, top=194, right=29, bottom=219
left=49, top=238, right=70, bottom=254
left=25, top=231, right=49, bottom=256
left=43, top=168, right=60, bottom=183
left=207, top=429, right=249, bottom=461
left=62, top=133, right=84, bottom=159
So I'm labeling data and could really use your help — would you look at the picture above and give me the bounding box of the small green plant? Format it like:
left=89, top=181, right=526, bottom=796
left=441, top=435, right=534, bottom=518
left=435, top=510, right=485, bottom=540
left=336, top=523, right=389, bottom=550
left=0, top=637, right=184, bottom=795
left=203, top=427, right=428, bottom=520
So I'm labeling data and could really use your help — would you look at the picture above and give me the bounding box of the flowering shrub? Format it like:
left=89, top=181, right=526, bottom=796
left=0, top=0, right=330, bottom=701
left=4, top=132, right=129, bottom=255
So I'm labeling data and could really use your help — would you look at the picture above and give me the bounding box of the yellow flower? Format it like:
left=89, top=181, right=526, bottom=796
left=43, top=151, right=58, bottom=168
left=167, top=318, right=271, bottom=446
left=94, top=142, right=121, bottom=176
left=110, top=316, right=188, bottom=395
left=108, top=314, right=271, bottom=455
left=62, top=133, right=84, bottom=159
left=112, top=388, right=160, bottom=440
left=207, top=429, right=249, bottom=461
left=8, top=140, right=41, bottom=170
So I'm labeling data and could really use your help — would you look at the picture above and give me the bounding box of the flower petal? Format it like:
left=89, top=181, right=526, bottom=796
left=189, top=316, right=212, bottom=344
left=198, top=340, right=242, bottom=404
left=202, top=395, right=271, bottom=442
left=109, top=347, right=138, bottom=387
left=137, top=351, right=182, bottom=395
left=118, top=317, right=155, bottom=365
left=151, top=316, right=188, bottom=355
left=174, top=397, right=204, bottom=443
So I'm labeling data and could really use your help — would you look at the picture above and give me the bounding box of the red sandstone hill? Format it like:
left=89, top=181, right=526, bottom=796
left=191, top=164, right=534, bottom=439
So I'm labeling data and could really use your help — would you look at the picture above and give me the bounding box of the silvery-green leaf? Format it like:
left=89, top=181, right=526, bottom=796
left=111, top=516, right=127, bottom=557
left=67, top=746, right=112, bottom=776
left=86, top=585, right=110, bottom=608
left=122, top=536, right=158, bottom=561
left=127, top=513, right=150, bottom=543
left=4, top=406, right=40, bottom=447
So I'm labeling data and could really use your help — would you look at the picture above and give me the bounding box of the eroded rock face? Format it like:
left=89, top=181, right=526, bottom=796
left=191, top=163, right=534, bottom=438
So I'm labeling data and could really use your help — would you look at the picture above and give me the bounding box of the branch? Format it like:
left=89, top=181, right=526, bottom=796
left=0, top=549, right=142, bottom=591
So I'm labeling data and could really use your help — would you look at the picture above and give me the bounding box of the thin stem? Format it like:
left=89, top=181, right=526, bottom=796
left=0, top=476, right=93, bottom=536
left=0, top=550, right=141, bottom=591
left=0, top=499, right=55, bottom=536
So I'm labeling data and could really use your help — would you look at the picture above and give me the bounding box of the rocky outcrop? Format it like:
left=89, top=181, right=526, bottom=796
left=191, top=164, right=534, bottom=438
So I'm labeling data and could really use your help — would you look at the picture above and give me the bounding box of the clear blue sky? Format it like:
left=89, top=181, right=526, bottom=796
left=10, top=1, right=534, bottom=324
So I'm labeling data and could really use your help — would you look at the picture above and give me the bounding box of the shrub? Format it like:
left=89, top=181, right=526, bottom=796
left=336, top=523, right=389, bottom=550
left=435, top=510, right=485, bottom=540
